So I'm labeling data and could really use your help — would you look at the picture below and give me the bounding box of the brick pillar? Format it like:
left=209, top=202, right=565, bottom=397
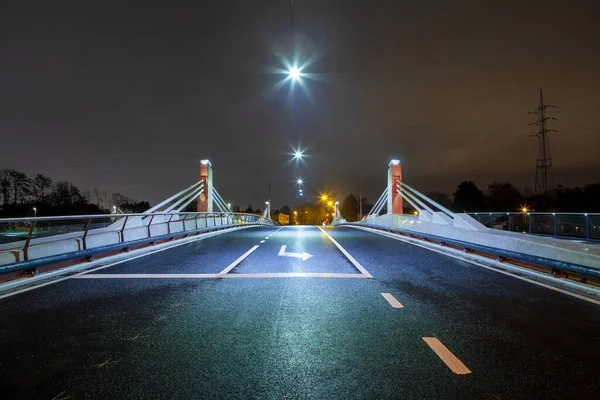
left=197, top=160, right=213, bottom=212
left=387, top=160, right=403, bottom=214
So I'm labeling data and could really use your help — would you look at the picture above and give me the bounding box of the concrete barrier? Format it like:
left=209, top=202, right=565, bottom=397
left=28, top=239, right=81, bottom=261
left=86, top=231, right=121, bottom=250
left=149, top=223, right=169, bottom=237
left=122, top=226, right=148, bottom=242
left=0, top=251, right=20, bottom=265
left=168, top=220, right=184, bottom=233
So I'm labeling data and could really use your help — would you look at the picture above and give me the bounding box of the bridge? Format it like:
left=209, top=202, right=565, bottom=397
left=1, top=159, right=599, bottom=399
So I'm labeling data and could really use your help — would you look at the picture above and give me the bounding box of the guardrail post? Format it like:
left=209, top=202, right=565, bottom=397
left=528, top=214, right=532, bottom=234
left=167, top=214, right=174, bottom=234
left=23, top=221, right=36, bottom=261
left=147, top=215, right=155, bottom=238
left=119, top=216, right=129, bottom=243
left=82, top=219, right=92, bottom=250
left=585, top=214, right=590, bottom=240
left=195, top=215, right=199, bottom=230
left=553, top=214, right=558, bottom=237
left=507, top=213, right=511, bottom=231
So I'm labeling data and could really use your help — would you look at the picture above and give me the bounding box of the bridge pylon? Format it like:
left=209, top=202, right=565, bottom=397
left=387, top=160, right=403, bottom=214
left=197, top=160, right=213, bottom=213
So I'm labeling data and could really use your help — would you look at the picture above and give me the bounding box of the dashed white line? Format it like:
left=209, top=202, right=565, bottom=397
left=423, top=337, right=472, bottom=375
left=381, top=293, right=404, bottom=308
left=218, top=245, right=259, bottom=275
left=260, top=240, right=265, bottom=243
left=318, top=227, right=373, bottom=278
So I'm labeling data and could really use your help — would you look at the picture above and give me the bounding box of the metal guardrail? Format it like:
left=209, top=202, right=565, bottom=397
left=467, top=212, right=600, bottom=241
left=342, top=221, right=600, bottom=281
left=0, top=212, right=274, bottom=272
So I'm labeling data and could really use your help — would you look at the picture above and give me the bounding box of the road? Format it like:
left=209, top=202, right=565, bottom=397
left=1, top=225, right=599, bottom=399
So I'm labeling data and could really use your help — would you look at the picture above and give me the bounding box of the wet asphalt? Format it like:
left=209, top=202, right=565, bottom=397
left=0, top=225, right=599, bottom=399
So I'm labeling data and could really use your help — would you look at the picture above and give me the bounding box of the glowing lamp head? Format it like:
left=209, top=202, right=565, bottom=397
left=288, top=66, right=301, bottom=80
left=297, top=178, right=303, bottom=185
left=294, top=150, right=304, bottom=160
left=390, top=159, right=400, bottom=166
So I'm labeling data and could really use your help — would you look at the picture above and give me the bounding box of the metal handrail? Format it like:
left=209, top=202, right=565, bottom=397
left=0, top=211, right=275, bottom=272
left=0, top=211, right=267, bottom=224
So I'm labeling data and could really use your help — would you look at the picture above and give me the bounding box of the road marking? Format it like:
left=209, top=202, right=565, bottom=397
left=318, top=227, right=373, bottom=278
left=260, top=240, right=265, bottom=243
left=351, top=225, right=600, bottom=306
left=218, top=245, right=259, bottom=274
left=75, top=273, right=367, bottom=279
left=423, top=337, right=471, bottom=375
left=381, top=293, right=403, bottom=308
left=278, top=245, right=313, bottom=261
left=265, top=237, right=270, bottom=239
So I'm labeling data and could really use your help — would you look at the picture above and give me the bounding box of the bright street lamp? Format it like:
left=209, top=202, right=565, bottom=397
left=296, top=178, right=303, bottom=185
left=288, top=66, right=301, bottom=81
left=33, top=207, right=37, bottom=217
left=294, top=150, right=304, bottom=160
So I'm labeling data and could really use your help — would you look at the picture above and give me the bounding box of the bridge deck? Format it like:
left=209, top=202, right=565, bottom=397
left=1, top=226, right=598, bottom=399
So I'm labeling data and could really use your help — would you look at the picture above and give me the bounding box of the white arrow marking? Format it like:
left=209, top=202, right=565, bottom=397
left=278, top=245, right=313, bottom=261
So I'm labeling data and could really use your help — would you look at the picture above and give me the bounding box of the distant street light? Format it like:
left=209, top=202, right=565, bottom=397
left=33, top=207, right=37, bottom=217
left=297, top=178, right=303, bottom=185
left=112, top=205, right=117, bottom=214
left=294, top=150, right=304, bottom=160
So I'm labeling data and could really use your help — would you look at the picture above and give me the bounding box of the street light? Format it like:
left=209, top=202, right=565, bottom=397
left=112, top=205, right=117, bottom=214
left=288, top=66, right=301, bottom=81
left=294, top=150, right=304, bottom=160
left=33, top=207, right=37, bottom=217
left=296, top=178, right=303, bottom=185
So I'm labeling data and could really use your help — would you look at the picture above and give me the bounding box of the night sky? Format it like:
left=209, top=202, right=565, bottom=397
left=1, top=1, right=599, bottom=209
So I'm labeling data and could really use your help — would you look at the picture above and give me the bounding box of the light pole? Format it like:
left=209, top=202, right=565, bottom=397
left=265, top=201, right=271, bottom=218
left=33, top=207, right=37, bottom=217
left=334, top=201, right=339, bottom=221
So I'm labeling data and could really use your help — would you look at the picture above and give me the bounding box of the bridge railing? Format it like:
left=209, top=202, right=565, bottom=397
left=467, top=212, right=600, bottom=241
left=0, top=212, right=274, bottom=272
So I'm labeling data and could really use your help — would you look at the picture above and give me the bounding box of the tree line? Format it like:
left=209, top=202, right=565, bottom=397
left=0, top=169, right=150, bottom=218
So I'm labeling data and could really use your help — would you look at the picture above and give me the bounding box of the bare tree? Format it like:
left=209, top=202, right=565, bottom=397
left=32, top=174, right=53, bottom=203
left=9, top=170, right=31, bottom=205
left=0, top=169, right=11, bottom=206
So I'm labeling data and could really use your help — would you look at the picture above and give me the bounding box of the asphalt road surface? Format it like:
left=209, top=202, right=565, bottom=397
left=1, top=225, right=599, bottom=399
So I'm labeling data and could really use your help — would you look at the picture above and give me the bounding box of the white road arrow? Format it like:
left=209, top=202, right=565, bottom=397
left=278, top=245, right=313, bottom=261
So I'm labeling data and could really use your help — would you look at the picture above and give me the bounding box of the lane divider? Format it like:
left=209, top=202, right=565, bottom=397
left=422, top=337, right=472, bottom=375
left=381, top=293, right=403, bottom=308
left=218, top=245, right=259, bottom=275
left=318, top=227, right=373, bottom=279
left=260, top=240, right=265, bottom=243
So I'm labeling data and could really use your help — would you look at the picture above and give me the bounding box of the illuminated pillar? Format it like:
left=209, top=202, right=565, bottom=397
left=197, top=159, right=213, bottom=212
left=387, top=160, right=403, bottom=214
